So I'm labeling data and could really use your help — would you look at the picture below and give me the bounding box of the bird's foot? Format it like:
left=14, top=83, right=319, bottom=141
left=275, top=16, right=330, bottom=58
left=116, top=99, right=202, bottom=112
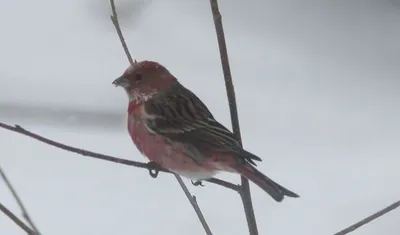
left=191, top=180, right=205, bottom=187
left=146, top=161, right=161, bottom=178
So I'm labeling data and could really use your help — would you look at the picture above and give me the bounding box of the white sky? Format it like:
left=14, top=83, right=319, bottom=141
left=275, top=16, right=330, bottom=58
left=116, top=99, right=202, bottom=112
left=1, top=0, right=400, bottom=234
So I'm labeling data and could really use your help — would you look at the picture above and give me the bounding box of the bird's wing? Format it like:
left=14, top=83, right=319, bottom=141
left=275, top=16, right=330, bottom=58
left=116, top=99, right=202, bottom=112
left=143, top=82, right=261, bottom=165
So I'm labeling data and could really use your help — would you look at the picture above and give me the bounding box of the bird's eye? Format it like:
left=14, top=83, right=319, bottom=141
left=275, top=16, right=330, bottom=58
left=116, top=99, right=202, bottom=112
left=135, top=73, right=142, bottom=82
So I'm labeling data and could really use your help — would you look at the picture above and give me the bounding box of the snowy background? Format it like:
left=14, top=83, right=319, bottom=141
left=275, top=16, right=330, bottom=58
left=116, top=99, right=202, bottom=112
left=1, top=0, right=400, bottom=234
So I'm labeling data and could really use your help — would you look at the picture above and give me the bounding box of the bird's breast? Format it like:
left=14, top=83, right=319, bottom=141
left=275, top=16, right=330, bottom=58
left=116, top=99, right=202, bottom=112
left=127, top=114, right=166, bottom=161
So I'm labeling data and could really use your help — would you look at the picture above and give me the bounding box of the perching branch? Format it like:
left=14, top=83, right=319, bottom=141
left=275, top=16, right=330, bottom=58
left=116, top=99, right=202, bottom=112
left=0, top=165, right=39, bottom=235
left=334, top=200, right=400, bottom=235
left=208, top=1, right=259, bottom=235
left=0, top=122, right=239, bottom=192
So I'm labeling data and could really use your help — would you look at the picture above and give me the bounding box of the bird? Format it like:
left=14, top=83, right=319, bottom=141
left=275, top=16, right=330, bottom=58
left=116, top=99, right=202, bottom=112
left=112, top=60, right=299, bottom=202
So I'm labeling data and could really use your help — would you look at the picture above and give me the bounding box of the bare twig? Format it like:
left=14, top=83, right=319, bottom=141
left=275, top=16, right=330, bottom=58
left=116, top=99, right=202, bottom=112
left=334, top=200, right=400, bottom=235
left=0, top=202, right=35, bottom=235
left=0, top=165, right=39, bottom=234
left=174, top=174, right=213, bottom=235
left=0, top=122, right=240, bottom=192
left=208, top=1, right=258, bottom=235
left=109, top=0, right=135, bottom=65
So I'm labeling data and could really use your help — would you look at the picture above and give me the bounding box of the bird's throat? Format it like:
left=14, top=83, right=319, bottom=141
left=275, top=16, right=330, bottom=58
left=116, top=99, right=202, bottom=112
left=127, top=89, right=157, bottom=114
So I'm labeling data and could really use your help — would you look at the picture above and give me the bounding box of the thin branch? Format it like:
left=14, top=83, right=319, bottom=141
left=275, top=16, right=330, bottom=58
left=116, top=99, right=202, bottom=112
left=0, top=122, right=240, bottom=192
left=208, top=1, right=259, bottom=235
left=174, top=174, right=213, bottom=235
left=0, top=202, right=35, bottom=235
left=0, top=165, right=39, bottom=234
left=109, top=0, right=135, bottom=65
left=334, top=200, right=400, bottom=235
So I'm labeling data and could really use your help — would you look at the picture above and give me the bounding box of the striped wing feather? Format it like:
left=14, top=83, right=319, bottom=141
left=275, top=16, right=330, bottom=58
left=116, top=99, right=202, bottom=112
left=144, top=82, right=262, bottom=165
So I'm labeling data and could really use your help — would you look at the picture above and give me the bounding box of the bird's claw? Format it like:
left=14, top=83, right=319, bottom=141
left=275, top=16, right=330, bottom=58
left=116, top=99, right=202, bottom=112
left=146, top=161, right=160, bottom=178
left=191, top=180, right=204, bottom=187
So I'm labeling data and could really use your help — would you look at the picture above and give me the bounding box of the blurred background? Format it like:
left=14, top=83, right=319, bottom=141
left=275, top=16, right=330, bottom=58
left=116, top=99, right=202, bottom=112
left=1, top=0, right=400, bottom=234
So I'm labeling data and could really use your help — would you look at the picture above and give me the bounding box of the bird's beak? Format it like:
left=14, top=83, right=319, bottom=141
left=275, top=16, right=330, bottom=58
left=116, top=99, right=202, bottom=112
left=112, top=75, right=130, bottom=88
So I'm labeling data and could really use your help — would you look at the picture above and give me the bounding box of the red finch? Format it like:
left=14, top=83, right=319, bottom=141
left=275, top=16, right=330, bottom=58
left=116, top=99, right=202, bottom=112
left=113, top=60, right=299, bottom=202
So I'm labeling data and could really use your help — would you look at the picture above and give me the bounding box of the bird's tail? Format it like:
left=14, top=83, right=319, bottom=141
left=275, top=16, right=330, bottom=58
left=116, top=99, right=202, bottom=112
left=233, top=164, right=299, bottom=202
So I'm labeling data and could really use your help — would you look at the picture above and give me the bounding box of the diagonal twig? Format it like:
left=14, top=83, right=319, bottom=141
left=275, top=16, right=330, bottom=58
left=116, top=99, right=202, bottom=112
left=109, top=0, right=135, bottom=65
left=0, top=165, right=40, bottom=234
left=0, top=122, right=240, bottom=192
left=0, top=202, right=35, bottom=235
left=174, top=174, right=213, bottom=235
left=333, top=200, right=400, bottom=235
left=110, top=0, right=136, bottom=65
left=208, top=1, right=259, bottom=234
left=108, top=1, right=212, bottom=234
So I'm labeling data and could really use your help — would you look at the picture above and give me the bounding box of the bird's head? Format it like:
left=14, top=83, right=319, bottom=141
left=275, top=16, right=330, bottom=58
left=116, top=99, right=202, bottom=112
left=113, top=60, right=177, bottom=103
